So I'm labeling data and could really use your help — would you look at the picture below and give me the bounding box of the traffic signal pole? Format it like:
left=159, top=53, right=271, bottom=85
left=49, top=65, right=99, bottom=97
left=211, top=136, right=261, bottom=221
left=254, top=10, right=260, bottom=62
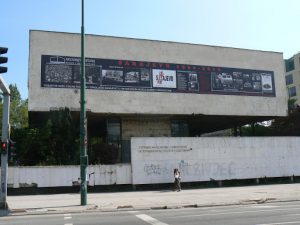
left=80, top=0, right=88, bottom=205
left=0, top=77, right=10, bottom=209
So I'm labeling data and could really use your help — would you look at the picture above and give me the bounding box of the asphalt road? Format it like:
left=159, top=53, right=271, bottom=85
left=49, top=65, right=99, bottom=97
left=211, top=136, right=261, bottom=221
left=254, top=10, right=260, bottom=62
left=2, top=201, right=300, bottom=225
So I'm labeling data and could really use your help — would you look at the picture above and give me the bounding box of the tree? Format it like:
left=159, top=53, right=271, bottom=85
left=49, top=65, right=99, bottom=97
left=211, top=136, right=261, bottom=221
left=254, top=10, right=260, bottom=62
left=270, top=106, right=300, bottom=136
left=241, top=123, right=272, bottom=136
left=49, top=108, right=79, bottom=164
left=11, top=107, right=80, bottom=165
left=12, top=124, right=52, bottom=166
left=9, top=84, right=28, bottom=129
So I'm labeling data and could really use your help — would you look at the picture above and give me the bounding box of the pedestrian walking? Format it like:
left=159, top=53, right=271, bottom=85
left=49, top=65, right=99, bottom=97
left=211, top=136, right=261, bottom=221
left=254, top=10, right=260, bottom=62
left=174, top=168, right=181, bottom=192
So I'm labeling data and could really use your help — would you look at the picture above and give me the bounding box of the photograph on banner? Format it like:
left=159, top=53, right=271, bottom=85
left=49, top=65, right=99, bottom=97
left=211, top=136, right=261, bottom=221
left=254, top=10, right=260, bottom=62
left=261, top=73, right=273, bottom=93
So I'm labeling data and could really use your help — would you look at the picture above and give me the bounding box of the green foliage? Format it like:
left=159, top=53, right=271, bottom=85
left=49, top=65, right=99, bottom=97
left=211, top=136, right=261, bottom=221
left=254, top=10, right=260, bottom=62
left=48, top=108, right=80, bottom=165
left=241, top=123, right=272, bottom=136
left=288, top=98, right=297, bottom=112
left=11, top=107, right=80, bottom=166
left=270, top=107, right=300, bottom=136
left=12, top=126, right=51, bottom=166
left=9, top=84, right=28, bottom=129
left=0, top=84, right=81, bottom=165
left=88, top=137, right=119, bottom=164
left=9, top=84, right=21, bottom=103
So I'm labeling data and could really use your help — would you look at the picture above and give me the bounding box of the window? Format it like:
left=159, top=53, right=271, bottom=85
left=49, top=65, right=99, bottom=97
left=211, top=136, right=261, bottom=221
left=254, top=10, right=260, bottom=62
left=171, top=120, right=189, bottom=137
left=285, top=57, right=295, bottom=72
left=107, top=119, right=121, bottom=145
left=288, top=86, right=297, bottom=97
left=285, top=74, right=293, bottom=85
left=106, top=119, right=121, bottom=163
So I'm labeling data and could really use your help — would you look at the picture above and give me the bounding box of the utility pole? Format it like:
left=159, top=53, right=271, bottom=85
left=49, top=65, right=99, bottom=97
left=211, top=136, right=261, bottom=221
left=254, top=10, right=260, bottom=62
left=80, top=0, right=88, bottom=205
left=0, top=76, right=10, bottom=209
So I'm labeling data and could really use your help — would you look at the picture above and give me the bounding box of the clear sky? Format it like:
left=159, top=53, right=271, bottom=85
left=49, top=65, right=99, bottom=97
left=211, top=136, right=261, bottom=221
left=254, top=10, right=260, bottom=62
left=1, top=0, right=299, bottom=99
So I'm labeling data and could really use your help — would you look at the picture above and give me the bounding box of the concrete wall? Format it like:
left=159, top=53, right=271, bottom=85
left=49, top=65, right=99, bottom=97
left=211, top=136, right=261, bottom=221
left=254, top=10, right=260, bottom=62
left=7, top=164, right=131, bottom=188
left=131, top=137, right=300, bottom=184
left=29, top=30, right=287, bottom=117
left=122, top=116, right=171, bottom=140
left=5, top=137, right=300, bottom=188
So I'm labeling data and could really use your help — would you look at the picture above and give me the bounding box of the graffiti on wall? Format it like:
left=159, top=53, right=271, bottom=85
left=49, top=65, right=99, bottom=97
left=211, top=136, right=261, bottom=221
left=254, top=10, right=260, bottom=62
left=143, top=160, right=236, bottom=178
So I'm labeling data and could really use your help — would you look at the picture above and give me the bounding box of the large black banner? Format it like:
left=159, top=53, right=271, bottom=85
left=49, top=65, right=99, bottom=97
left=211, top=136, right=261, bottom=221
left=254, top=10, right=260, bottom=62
left=41, top=55, right=276, bottom=97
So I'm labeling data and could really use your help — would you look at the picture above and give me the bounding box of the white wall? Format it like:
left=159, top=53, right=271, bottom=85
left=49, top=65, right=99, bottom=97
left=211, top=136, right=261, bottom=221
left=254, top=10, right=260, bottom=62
left=7, top=164, right=131, bottom=188
left=6, top=137, right=300, bottom=188
left=29, top=30, right=287, bottom=117
left=131, top=137, right=300, bottom=184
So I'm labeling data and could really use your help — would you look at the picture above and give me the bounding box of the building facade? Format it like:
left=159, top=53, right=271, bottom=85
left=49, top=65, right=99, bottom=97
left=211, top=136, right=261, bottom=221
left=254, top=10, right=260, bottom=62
left=285, top=52, right=300, bottom=105
left=28, top=30, right=287, bottom=164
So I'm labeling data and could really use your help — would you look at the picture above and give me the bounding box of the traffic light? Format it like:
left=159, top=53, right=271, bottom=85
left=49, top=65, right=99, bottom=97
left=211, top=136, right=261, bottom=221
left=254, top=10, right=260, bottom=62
left=8, top=140, right=16, bottom=163
left=0, top=47, right=8, bottom=74
left=8, top=140, right=16, bottom=155
left=1, top=141, right=8, bottom=155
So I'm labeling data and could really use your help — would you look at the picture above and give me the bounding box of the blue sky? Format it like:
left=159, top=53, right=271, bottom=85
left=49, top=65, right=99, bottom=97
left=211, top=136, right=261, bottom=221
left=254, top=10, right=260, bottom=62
left=1, top=0, right=299, bottom=99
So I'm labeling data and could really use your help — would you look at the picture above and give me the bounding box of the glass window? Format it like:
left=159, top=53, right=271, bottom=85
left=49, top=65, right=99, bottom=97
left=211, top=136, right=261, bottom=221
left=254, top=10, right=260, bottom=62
left=285, top=74, right=293, bottom=85
left=106, top=119, right=121, bottom=163
left=171, top=120, right=189, bottom=137
left=288, top=86, right=297, bottom=97
left=107, top=119, right=121, bottom=145
left=285, top=57, right=295, bottom=72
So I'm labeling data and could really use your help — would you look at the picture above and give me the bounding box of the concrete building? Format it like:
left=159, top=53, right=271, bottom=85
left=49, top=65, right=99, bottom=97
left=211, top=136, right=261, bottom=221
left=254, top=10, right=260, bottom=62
left=28, top=30, right=287, bottom=165
left=285, top=52, right=300, bottom=105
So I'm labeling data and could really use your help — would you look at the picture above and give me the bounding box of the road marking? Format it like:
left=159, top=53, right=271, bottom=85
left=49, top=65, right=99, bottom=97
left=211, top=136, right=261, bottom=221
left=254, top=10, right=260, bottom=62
left=128, top=210, right=140, bottom=214
left=251, top=205, right=280, bottom=208
left=136, top=214, right=169, bottom=225
left=64, top=214, right=72, bottom=225
left=64, top=217, right=72, bottom=219
left=256, top=221, right=300, bottom=225
left=284, top=213, right=300, bottom=216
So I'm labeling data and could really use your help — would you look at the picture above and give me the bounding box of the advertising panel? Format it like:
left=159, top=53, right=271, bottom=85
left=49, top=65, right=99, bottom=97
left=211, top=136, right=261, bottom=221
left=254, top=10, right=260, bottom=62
left=152, top=69, right=177, bottom=88
left=41, top=55, right=276, bottom=97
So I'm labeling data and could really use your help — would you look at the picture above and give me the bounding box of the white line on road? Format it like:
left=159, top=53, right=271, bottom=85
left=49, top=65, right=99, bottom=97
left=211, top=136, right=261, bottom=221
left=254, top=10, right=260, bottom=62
left=251, top=205, right=280, bottom=208
left=136, top=214, right=169, bottom=225
left=256, top=221, right=300, bottom=225
left=284, top=214, right=300, bottom=216
left=64, top=217, right=72, bottom=220
left=64, top=214, right=72, bottom=225
left=128, top=210, right=140, bottom=214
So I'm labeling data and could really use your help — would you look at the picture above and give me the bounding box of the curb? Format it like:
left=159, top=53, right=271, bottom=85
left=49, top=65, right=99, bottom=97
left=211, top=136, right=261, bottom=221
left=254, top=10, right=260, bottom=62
left=6, top=198, right=300, bottom=217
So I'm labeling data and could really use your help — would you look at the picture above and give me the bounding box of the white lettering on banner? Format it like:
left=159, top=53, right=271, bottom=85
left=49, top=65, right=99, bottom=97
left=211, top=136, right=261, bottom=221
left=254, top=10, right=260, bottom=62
left=152, top=69, right=176, bottom=88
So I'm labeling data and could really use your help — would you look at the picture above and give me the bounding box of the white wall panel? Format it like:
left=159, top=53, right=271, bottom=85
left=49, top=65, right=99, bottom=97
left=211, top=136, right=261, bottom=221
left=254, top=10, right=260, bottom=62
left=131, top=137, right=300, bottom=184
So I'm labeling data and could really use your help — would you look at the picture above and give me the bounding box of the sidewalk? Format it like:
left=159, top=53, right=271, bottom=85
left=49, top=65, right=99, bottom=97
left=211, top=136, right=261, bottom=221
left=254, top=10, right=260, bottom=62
left=6, top=183, right=300, bottom=215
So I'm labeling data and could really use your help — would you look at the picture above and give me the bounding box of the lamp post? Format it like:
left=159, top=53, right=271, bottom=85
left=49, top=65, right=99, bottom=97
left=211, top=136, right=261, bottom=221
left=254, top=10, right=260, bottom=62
left=80, top=0, right=88, bottom=206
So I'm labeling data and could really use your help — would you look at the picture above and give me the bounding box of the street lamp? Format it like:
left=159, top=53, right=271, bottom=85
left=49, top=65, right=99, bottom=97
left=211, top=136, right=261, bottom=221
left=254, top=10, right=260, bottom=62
left=80, top=0, right=88, bottom=206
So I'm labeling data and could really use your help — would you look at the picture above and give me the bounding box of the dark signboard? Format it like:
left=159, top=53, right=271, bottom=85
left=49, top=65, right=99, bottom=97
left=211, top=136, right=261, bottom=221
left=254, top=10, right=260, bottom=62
left=41, top=55, right=275, bottom=97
